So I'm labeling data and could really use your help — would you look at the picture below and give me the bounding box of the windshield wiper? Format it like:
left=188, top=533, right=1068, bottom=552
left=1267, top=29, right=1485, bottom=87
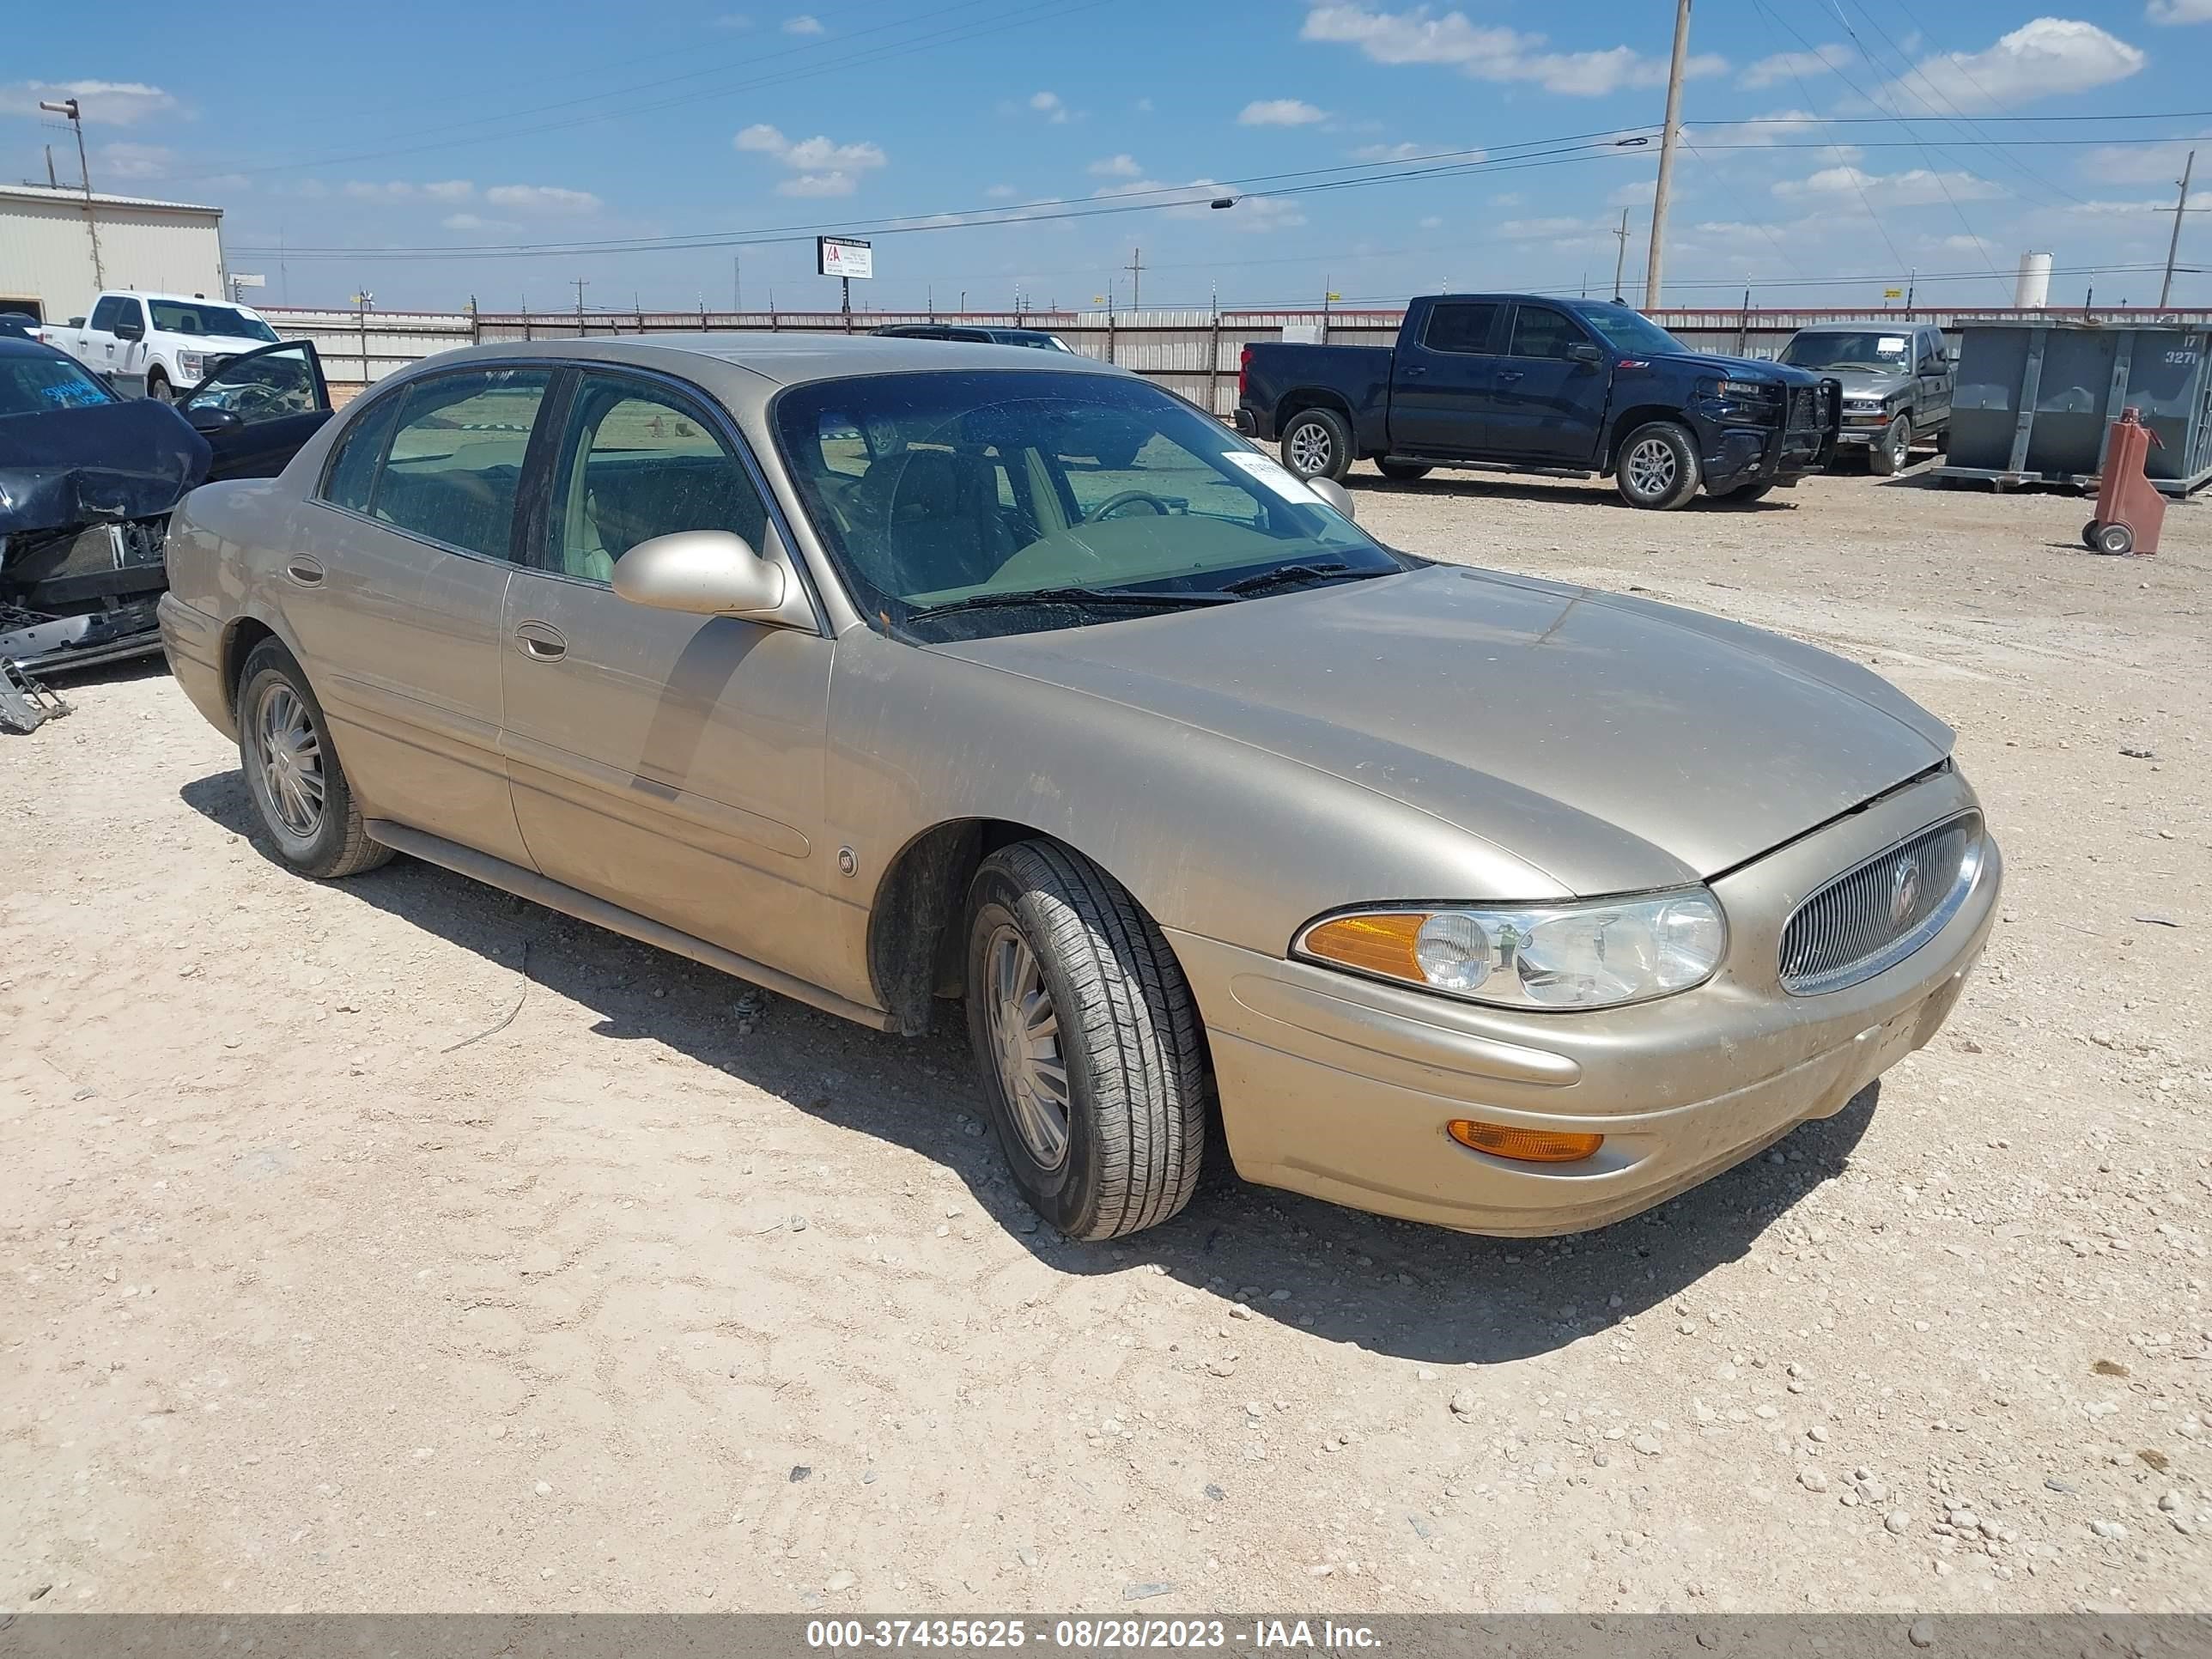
left=905, top=585, right=1235, bottom=621
left=1218, top=560, right=1377, bottom=597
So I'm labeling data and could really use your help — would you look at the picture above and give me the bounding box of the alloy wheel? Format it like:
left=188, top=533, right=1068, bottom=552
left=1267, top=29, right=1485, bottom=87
left=1626, top=437, right=1678, bottom=499
left=1288, top=422, right=1333, bottom=477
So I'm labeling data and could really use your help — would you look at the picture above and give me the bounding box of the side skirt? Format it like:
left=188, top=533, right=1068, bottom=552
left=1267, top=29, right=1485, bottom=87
left=364, top=819, right=897, bottom=1034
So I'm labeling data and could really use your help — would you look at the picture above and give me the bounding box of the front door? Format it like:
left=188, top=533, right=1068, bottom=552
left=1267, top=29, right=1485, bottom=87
left=177, top=340, right=333, bottom=480
left=284, top=363, right=552, bottom=866
left=498, top=368, right=837, bottom=983
left=1386, top=299, right=1500, bottom=456
left=1486, top=303, right=1611, bottom=464
left=1917, top=330, right=1953, bottom=431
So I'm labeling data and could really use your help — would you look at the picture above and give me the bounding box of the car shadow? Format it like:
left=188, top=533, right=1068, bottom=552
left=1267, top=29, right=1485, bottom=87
left=179, top=765, right=1878, bottom=1367
left=1346, top=473, right=1798, bottom=512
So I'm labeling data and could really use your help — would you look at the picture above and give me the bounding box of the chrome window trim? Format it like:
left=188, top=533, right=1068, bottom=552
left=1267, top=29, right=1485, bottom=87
left=1778, top=811, right=1983, bottom=997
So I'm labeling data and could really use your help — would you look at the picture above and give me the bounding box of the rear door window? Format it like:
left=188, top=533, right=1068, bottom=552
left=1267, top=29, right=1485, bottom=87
left=368, top=368, right=552, bottom=559
left=1420, top=302, right=1499, bottom=356
left=320, top=390, right=404, bottom=514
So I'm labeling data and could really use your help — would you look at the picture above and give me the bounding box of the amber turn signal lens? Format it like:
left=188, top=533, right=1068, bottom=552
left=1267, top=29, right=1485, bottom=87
left=1447, top=1119, right=1604, bottom=1164
left=1300, top=912, right=1424, bottom=981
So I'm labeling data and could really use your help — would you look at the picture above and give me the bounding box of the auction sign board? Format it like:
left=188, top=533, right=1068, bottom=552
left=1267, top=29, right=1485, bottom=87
left=817, top=236, right=874, bottom=280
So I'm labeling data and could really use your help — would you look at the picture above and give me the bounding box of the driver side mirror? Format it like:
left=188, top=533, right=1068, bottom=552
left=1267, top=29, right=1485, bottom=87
left=183, top=404, right=240, bottom=434
left=1567, top=341, right=1604, bottom=366
left=612, top=530, right=788, bottom=618
left=112, top=318, right=144, bottom=342
left=1306, top=477, right=1356, bottom=520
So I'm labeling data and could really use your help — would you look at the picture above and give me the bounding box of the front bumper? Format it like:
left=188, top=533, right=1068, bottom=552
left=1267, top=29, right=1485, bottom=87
left=1833, top=414, right=1895, bottom=448
left=1170, top=767, right=1999, bottom=1236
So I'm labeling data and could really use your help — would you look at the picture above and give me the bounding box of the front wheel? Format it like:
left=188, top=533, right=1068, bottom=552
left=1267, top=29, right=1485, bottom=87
left=964, top=840, right=1207, bottom=1241
left=1279, top=407, right=1352, bottom=483
left=1376, top=459, right=1432, bottom=482
left=145, top=369, right=173, bottom=404
left=1869, top=414, right=1913, bottom=475
left=236, top=641, right=392, bottom=879
left=1614, top=422, right=1701, bottom=509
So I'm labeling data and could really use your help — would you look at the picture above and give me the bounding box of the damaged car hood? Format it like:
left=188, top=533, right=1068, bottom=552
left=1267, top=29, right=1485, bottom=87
left=0, top=399, right=211, bottom=537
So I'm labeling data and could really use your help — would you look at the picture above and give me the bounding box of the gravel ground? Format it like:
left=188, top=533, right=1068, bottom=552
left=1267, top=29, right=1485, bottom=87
left=3, top=462, right=2208, bottom=1616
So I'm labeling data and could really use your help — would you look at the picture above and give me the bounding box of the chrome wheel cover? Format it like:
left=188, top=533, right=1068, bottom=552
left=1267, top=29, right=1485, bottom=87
left=1626, top=437, right=1678, bottom=498
left=255, top=683, right=325, bottom=838
left=1287, top=421, right=1333, bottom=477
left=983, top=924, right=1070, bottom=1169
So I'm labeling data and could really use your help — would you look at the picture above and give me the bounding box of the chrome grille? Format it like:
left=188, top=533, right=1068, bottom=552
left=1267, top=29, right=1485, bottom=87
left=1779, top=812, right=1981, bottom=995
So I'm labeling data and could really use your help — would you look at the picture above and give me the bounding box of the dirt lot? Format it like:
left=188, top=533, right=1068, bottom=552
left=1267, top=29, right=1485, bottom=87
left=3, top=464, right=2209, bottom=1616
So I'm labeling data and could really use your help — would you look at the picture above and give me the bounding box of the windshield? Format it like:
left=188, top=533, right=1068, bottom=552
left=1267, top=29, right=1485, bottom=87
left=774, top=369, right=1406, bottom=640
left=1566, top=301, right=1686, bottom=357
left=0, top=352, right=117, bottom=416
left=148, top=300, right=279, bottom=342
left=1781, top=331, right=1912, bottom=372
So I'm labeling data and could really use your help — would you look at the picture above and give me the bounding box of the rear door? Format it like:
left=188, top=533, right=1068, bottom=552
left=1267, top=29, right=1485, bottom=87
left=177, top=340, right=333, bottom=480
left=1487, top=302, right=1611, bottom=464
left=1386, top=299, right=1500, bottom=456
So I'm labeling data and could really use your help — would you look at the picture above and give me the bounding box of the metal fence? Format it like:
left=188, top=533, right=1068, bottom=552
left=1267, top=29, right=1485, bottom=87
left=263, top=302, right=2212, bottom=417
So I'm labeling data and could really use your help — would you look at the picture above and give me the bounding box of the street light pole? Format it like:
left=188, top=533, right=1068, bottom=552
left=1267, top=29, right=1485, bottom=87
left=1644, top=0, right=1692, bottom=310
left=2160, top=149, right=2196, bottom=311
left=39, top=98, right=102, bottom=289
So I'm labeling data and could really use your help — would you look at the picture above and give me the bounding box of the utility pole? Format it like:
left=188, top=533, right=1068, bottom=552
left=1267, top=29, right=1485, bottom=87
left=1644, top=0, right=1692, bottom=310
left=2160, top=149, right=2196, bottom=310
left=1125, top=246, right=1145, bottom=313
left=39, top=98, right=102, bottom=289
left=44, top=145, right=56, bottom=187
left=1612, top=208, right=1632, bottom=302
left=573, top=276, right=589, bottom=328
left=733, top=254, right=741, bottom=314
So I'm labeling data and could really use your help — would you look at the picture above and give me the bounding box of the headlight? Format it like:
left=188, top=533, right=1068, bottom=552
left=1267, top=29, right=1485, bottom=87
left=1717, top=379, right=1775, bottom=400
left=1295, top=891, right=1727, bottom=1011
left=178, top=352, right=205, bottom=380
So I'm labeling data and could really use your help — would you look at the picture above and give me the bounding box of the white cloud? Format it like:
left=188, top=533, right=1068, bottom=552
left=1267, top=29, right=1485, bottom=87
left=1694, top=109, right=1824, bottom=147
left=1030, top=91, right=1060, bottom=111
left=1088, top=154, right=1143, bottom=178
left=1091, top=177, right=1304, bottom=232
left=713, top=11, right=751, bottom=27
left=2148, top=0, right=2212, bottom=20
left=1024, top=89, right=1072, bottom=124
left=1351, top=140, right=1426, bottom=161
left=1738, top=46, right=1852, bottom=89
left=1299, top=5, right=1725, bottom=97
left=441, top=212, right=516, bottom=232
left=422, top=179, right=473, bottom=201
left=0, top=78, right=179, bottom=126
left=1882, top=18, right=2144, bottom=111
left=1419, top=214, right=1444, bottom=228
left=343, top=180, right=416, bottom=202
left=1135, top=97, right=1154, bottom=113
left=1488, top=191, right=1522, bottom=207
left=484, top=183, right=602, bottom=215
left=1607, top=178, right=1655, bottom=208
left=984, top=182, right=1018, bottom=198
left=783, top=13, right=823, bottom=33
left=1773, top=165, right=2004, bottom=207
left=96, top=142, right=175, bottom=180
left=1238, top=98, right=1328, bottom=126
left=736, top=124, right=886, bottom=196
left=2075, top=133, right=2207, bottom=183
left=1498, top=215, right=1595, bottom=240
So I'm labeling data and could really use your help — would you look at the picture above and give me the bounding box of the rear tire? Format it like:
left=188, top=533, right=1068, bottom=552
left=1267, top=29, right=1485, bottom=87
left=236, top=640, right=392, bottom=879
left=1279, top=407, right=1353, bottom=483
left=1376, top=459, right=1432, bottom=482
left=1869, top=414, right=1912, bottom=476
left=1614, top=421, right=1700, bottom=509
left=145, top=368, right=173, bottom=404
left=964, top=840, right=1206, bottom=1241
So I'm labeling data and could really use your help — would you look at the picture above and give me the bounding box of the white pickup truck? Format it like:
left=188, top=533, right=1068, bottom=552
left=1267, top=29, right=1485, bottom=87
left=40, top=289, right=283, bottom=401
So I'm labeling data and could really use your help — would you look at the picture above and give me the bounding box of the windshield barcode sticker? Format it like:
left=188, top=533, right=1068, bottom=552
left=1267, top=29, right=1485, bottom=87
left=1224, top=449, right=1326, bottom=504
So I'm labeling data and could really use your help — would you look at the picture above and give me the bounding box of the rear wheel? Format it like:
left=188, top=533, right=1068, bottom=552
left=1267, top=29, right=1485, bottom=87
left=236, top=640, right=391, bottom=879
left=1279, top=406, right=1352, bottom=483
left=1869, top=413, right=1913, bottom=475
left=1614, top=421, right=1700, bottom=510
left=964, top=840, right=1206, bottom=1241
left=145, top=368, right=173, bottom=404
left=1376, top=459, right=1432, bottom=482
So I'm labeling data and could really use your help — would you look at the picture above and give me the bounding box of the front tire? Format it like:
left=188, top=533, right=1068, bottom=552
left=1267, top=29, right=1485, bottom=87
left=236, top=641, right=391, bottom=879
left=1869, top=414, right=1913, bottom=475
left=1279, top=406, right=1352, bottom=483
left=965, top=840, right=1206, bottom=1241
left=1376, top=459, right=1432, bottom=482
left=145, top=369, right=173, bottom=404
left=1614, top=421, right=1701, bottom=509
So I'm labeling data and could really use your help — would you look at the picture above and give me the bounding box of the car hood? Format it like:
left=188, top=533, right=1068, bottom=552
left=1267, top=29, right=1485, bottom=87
left=0, top=398, right=211, bottom=537
left=935, top=565, right=1952, bottom=895
left=1825, top=367, right=1912, bottom=397
left=1645, top=349, right=1826, bottom=389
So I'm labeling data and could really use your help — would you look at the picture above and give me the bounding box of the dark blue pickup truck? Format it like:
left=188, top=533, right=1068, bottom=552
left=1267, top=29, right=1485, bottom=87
left=1236, top=293, right=1840, bottom=509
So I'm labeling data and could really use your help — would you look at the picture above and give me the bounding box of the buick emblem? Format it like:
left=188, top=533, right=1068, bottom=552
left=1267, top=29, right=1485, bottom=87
left=1888, top=857, right=1923, bottom=927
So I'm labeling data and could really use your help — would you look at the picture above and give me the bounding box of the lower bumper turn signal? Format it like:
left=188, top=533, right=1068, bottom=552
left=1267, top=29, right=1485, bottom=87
left=1448, top=1119, right=1604, bottom=1164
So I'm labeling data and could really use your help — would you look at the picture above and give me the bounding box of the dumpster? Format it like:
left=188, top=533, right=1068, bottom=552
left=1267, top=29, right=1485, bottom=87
left=1936, top=319, right=2212, bottom=495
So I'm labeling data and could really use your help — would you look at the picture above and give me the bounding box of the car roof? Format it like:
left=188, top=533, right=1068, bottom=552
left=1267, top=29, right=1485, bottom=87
left=0, top=334, right=84, bottom=361
left=1790, top=319, right=1936, bottom=332
left=396, top=331, right=1123, bottom=390
left=106, top=290, right=253, bottom=305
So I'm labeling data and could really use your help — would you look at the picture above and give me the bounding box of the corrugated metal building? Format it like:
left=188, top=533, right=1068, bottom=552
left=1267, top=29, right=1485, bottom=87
left=0, top=184, right=227, bottom=323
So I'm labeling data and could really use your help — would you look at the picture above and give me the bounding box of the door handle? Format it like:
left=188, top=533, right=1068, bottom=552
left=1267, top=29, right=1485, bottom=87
left=284, top=556, right=325, bottom=586
left=1401, top=364, right=1429, bottom=378
left=514, top=622, right=568, bottom=662
left=1497, top=369, right=1525, bottom=383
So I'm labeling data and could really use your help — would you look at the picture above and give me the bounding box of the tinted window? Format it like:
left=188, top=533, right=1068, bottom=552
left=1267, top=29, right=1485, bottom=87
left=544, top=374, right=769, bottom=584
left=370, top=368, right=551, bottom=558
left=321, top=390, right=403, bottom=514
left=1508, top=307, right=1588, bottom=361
left=89, top=295, right=123, bottom=331
left=774, top=369, right=1404, bottom=640
left=147, top=300, right=278, bottom=343
left=0, top=351, right=115, bottom=416
left=1421, top=302, right=1498, bottom=356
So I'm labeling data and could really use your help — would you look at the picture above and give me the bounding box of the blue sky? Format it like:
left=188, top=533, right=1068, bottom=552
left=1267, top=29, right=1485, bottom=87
left=6, top=0, right=2209, bottom=314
